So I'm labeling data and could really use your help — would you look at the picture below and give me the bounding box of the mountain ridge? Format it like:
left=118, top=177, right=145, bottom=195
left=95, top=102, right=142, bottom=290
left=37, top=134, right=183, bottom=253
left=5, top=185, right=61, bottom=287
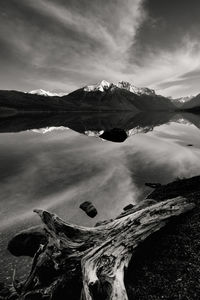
left=83, top=80, right=156, bottom=96
left=65, top=80, right=175, bottom=112
left=0, top=80, right=200, bottom=113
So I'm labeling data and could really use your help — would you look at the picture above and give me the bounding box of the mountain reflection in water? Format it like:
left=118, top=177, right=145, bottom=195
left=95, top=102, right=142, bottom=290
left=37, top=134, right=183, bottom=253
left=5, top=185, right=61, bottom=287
left=1, top=111, right=200, bottom=142
left=1, top=111, right=200, bottom=282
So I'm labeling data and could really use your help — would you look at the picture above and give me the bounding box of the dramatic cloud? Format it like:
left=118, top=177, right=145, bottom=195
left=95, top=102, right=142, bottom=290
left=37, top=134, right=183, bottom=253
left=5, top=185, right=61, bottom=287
left=132, top=0, right=200, bottom=97
left=1, top=0, right=200, bottom=96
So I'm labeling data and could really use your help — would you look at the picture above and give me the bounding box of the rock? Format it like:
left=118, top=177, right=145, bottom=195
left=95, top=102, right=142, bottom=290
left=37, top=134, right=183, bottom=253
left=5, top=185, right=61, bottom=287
left=79, top=201, right=97, bottom=218
left=0, top=282, right=18, bottom=299
left=123, top=204, right=134, bottom=211
left=0, top=282, right=9, bottom=297
left=7, top=226, right=47, bottom=257
left=187, top=144, right=193, bottom=146
left=23, top=292, right=45, bottom=300
left=100, top=128, right=128, bottom=143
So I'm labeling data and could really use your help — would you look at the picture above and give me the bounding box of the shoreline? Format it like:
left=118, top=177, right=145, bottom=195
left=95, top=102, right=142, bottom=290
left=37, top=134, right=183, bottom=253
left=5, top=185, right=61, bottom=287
left=1, top=175, right=200, bottom=299
left=126, top=175, right=200, bottom=299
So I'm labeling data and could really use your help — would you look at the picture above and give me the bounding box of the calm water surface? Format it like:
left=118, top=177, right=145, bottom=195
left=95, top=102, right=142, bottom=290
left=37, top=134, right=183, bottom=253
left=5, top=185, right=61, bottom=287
left=1, top=113, right=200, bottom=282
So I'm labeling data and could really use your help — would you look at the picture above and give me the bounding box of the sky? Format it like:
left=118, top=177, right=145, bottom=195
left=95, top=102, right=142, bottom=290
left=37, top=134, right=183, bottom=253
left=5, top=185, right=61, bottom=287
left=1, top=0, right=200, bottom=97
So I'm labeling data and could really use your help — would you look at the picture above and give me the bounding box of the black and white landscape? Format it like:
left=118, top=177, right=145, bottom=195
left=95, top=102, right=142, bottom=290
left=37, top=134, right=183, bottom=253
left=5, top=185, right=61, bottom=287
left=1, top=1, right=200, bottom=300
left=1, top=80, right=200, bottom=114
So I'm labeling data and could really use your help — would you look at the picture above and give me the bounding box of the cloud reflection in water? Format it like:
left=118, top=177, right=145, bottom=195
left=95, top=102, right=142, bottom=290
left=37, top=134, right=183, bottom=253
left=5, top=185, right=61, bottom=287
left=0, top=121, right=200, bottom=231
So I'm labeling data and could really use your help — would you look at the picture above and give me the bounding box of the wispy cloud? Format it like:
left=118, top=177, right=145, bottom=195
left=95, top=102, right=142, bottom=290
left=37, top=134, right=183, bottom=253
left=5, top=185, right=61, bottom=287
left=1, top=0, right=200, bottom=96
left=0, top=0, right=146, bottom=92
left=137, top=38, right=200, bottom=97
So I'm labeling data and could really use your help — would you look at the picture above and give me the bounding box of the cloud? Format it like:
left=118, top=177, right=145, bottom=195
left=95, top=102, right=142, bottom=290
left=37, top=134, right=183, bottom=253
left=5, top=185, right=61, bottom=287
left=145, top=39, right=200, bottom=97
left=127, top=0, right=200, bottom=97
left=0, top=0, right=146, bottom=92
left=1, top=0, right=200, bottom=96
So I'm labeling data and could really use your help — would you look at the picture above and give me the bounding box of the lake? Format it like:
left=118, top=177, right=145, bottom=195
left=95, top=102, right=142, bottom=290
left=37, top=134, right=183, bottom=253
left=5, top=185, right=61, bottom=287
left=1, top=112, right=200, bottom=283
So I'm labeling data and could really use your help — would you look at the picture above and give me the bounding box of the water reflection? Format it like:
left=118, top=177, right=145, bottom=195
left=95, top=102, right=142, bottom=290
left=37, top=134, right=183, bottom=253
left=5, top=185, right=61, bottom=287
left=1, top=112, right=200, bottom=229
left=1, top=111, right=200, bottom=142
left=1, top=111, right=200, bottom=282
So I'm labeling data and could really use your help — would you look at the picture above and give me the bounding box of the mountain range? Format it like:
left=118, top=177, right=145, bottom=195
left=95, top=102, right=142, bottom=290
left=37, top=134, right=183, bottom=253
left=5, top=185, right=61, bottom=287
left=0, top=80, right=200, bottom=114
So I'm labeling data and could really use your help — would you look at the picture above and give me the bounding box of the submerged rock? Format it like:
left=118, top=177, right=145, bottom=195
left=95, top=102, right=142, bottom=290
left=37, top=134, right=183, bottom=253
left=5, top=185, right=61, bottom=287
left=100, top=128, right=128, bottom=143
left=8, top=226, right=47, bottom=257
left=79, top=201, right=97, bottom=218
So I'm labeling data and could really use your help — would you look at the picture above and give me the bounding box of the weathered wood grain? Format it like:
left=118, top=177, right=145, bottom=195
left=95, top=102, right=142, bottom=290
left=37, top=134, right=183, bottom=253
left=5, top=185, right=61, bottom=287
left=11, top=196, right=194, bottom=300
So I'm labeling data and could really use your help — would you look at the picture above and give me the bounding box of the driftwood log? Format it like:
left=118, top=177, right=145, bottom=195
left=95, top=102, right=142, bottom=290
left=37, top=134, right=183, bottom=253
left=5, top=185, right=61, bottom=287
left=11, top=197, right=194, bottom=300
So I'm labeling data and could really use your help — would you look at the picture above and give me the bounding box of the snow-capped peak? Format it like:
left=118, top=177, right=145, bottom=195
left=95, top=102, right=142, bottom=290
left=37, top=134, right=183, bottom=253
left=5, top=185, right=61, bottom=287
left=84, top=80, right=112, bottom=92
left=29, top=89, right=67, bottom=97
left=117, top=81, right=155, bottom=96
left=173, top=95, right=193, bottom=103
left=84, top=80, right=155, bottom=95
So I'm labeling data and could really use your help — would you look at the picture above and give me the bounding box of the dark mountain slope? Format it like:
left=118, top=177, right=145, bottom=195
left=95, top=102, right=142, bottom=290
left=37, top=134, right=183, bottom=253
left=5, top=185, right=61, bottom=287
left=63, top=87, right=140, bottom=112
left=0, top=90, right=74, bottom=112
left=0, top=84, right=176, bottom=113
left=181, top=94, right=200, bottom=111
left=65, top=86, right=175, bottom=112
